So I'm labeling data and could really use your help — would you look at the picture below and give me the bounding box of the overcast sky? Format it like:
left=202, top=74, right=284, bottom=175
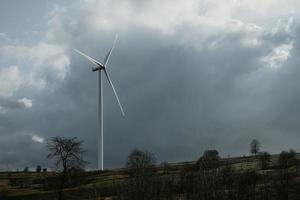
left=0, top=0, right=300, bottom=170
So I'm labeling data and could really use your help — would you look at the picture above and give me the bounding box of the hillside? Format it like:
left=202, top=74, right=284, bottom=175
left=0, top=153, right=299, bottom=200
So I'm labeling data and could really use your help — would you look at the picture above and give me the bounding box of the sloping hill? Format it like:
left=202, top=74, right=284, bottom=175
left=0, top=153, right=299, bottom=200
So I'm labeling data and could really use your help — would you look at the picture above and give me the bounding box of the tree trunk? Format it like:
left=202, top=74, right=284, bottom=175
left=58, top=170, right=66, bottom=200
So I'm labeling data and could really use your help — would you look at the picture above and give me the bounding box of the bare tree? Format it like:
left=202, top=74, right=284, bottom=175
left=250, top=139, right=261, bottom=156
left=123, top=149, right=156, bottom=200
left=47, top=136, right=87, bottom=200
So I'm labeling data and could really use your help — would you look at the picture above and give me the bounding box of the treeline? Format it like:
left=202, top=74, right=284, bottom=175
left=116, top=147, right=300, bottom=200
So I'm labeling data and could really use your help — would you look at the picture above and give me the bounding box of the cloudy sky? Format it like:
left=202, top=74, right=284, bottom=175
left=0, top=0, right=300, bottom=170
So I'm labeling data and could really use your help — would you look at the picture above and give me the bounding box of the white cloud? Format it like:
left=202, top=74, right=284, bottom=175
left=18, top=98, right=33, bottom=108
left=1, top=42, right=70, bottom=85
left=0, top=66, right=22, bottom=97
left=261, top=42, right=294, bottom=69
left=272, top=17, right=294, bottom=34
left=0, top=43, right=69, bottom=99
left=55, top=0, right=298, bottom=53
left=75, top=0, right=297, bottom=33
left=31, top=135, right=45, bottom=144
left=0, top=10, right=71, bottom=97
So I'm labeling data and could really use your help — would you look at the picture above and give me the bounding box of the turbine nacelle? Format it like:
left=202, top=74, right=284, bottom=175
left=92, top=66, right=105, bottom=72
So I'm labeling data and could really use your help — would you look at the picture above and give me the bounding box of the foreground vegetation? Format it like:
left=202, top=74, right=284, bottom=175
left=0, top=152, right=299, bottom=199
left=0, top=138, right=299, bottom=200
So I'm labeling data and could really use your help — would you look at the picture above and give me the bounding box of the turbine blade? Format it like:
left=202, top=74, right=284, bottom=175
left=103, top=69, right=125, bottom=116
left=74, top=49, right=104, bottom=67
left=104, top=34, right=118, bottom=66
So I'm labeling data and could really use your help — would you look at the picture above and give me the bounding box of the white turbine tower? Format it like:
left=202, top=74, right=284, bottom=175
left=74, top=35, right=124, bottom=171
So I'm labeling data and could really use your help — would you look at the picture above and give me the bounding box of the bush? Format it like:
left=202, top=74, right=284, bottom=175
left=196, top=150, right=220, bottom=170
left=279, top=149, right=296, bottom=169
left=258, top=152, right=270, bottom=170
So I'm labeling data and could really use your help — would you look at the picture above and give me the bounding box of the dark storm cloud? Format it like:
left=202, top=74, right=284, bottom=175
left=1, top=0, right=300, bottom=169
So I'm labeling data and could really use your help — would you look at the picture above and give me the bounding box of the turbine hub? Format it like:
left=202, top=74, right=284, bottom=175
left=92, top=66, right=105, bottom=72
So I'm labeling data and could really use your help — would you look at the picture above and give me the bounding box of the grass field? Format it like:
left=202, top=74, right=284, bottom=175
left=0, top=153, right=299, bottom=200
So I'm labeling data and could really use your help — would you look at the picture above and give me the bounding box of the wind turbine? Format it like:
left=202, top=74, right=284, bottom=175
left=74, top=35, right=124, bottom=171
